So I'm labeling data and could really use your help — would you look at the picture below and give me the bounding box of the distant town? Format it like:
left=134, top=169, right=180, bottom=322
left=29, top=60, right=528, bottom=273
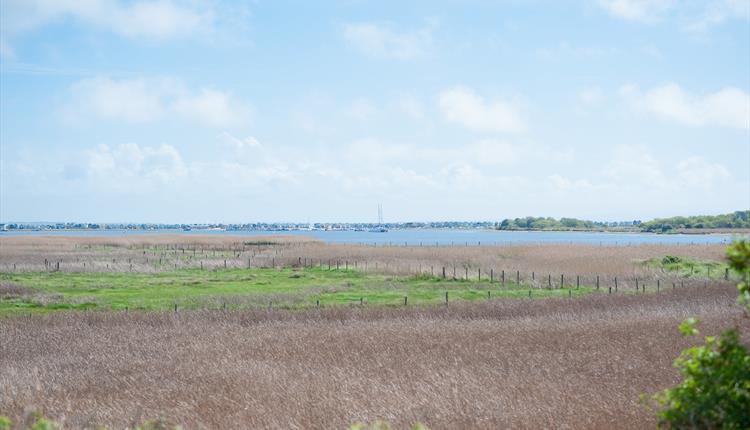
left=0, top=221, right=500, bottom=232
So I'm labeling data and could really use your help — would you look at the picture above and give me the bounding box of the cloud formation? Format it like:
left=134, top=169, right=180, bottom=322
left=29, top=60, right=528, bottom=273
left=620, top=83, right=750, bottom=129
left=343, top=22, right=434, bottom=60
left=437, top=87, right=525, bottom=133
left=1, top=0, right=211, bottom=40
left=597, top=0, right=676, bottom=23
left=62, top=77, right=252, bottom=127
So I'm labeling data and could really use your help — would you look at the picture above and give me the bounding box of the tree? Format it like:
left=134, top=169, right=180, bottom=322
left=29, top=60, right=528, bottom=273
left=653, top=241, right=750, bottom=429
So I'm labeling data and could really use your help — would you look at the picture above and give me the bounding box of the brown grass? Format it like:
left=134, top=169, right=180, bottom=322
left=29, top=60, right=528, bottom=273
left=0, top=235, right=727, bottom=285
left=1, top=285, right=744, bottom=429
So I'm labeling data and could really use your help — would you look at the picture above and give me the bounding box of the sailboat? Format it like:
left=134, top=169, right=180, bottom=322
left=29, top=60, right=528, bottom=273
left=368, top=204, right=388, bottom=233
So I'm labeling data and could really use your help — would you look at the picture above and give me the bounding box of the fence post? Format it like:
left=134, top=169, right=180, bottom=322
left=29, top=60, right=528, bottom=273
left=404, top=296, right=408, bottom=306
left=615, top=277, right=618, bottom=292
left=725, top=268, right=729, bottom=280
left=561, top=274, right=564, bottom=288
left=516, top=270, right=520, bottom=285
left=478, top=268, right=481, bottom=281
left=490, top=269, right=494, bottom=282
left=548, top=274, right=551, bottom=288
left=442, top=267, right=446, bottom=279
left=502, top=270, right=505, bottom=286
left=445, top=291, right=448, bottom=305
left=657, top=279, right=660, bottom=291
left=596, top=275, right=599, bottom=290
left=576, top=275, right=579, bottom=289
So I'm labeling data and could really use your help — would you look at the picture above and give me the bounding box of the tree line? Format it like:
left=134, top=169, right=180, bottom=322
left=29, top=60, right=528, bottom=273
left=497, top=211, right=749, bottom=232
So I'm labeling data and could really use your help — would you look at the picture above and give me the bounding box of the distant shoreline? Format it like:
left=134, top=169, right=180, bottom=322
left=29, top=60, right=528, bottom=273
left=2, top=227, right=748, bottom=236
left=493, top=228, right=750, bottom=235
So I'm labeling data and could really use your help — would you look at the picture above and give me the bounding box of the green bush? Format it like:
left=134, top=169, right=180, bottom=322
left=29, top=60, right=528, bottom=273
left=655, top=325, right=750, bottom=429
left=0, top=416, right=11, bottom=430
left=726, top=240, right=750, bottom=313
left=661, top=255, right=681, bottom=265
left=653, top=240, right=750, bottom=429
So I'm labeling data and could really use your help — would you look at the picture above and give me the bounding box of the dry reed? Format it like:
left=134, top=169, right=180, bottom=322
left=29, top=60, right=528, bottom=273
left=1, top=285, right=744, bottom=429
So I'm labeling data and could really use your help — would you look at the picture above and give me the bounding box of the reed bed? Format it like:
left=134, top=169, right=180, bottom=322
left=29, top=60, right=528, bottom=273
left=0, top=236, right=729, bottom=288
left=1, top=285, right=744, bottom=429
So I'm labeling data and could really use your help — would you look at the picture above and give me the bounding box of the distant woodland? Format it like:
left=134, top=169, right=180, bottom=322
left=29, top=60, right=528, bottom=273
left=497, top=211, right=750, bottom=232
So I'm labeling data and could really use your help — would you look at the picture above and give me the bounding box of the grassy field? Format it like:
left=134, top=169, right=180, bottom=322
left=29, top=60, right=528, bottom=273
left=0, top=267, right=598, bottom=316
left=1, top=286, right=743, bottom=429
left=1, top=236, right=745, bottom=428
left=0, top=235, right=736, bottom=318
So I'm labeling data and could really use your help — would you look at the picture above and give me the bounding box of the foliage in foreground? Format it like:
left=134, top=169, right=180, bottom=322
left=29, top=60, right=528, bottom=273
left=0, top=414, right=184, bottom=430
left=655, top=324, right=750, bottom=429
left=653, top=240, right=750, bottom=429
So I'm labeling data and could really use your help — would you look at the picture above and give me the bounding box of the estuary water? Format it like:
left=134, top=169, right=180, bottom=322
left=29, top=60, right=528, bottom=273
left=1, top=228, right=745, bottom=246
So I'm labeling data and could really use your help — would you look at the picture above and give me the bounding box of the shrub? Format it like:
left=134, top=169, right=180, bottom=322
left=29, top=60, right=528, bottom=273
left=661, top=256, right=681, bottom=265
left=655, top=325, right=750, bottom=429
left=654, top=240, right=750, bottom=429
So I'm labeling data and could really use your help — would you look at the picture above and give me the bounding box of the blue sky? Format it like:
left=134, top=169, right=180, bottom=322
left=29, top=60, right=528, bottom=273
left=0, top=0, right=748, bottom=223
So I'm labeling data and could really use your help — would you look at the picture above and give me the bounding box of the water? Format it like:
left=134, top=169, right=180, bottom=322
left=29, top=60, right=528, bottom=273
left=1, top=228, right=745, bottom=246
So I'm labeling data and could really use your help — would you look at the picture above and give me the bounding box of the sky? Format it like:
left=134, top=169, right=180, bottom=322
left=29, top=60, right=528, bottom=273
left=0, top=0, right=749, bottom=223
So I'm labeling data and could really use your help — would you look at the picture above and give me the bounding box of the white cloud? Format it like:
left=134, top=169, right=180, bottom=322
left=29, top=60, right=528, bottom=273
left=343, top=22, right=434, bottom=60
left=62, top=76, right=252, bottom=127
left=604, top=144, right=666, bottom=186
left=676, top=156, right=730, bottom=188
left=218, top=131, right=261, bottom=150
left=345, top=137, right=521, bottom=168
left=65, top=77, right=172, bottom=123
left=86, top=143, right=187, bottom=189
left=437, top=86, right=525, bottom=133
left=1, top=0, right=211, bottom=40
left=172, top=88, right=252, bottom=127
left=686, top=0, right=749, bottom=31
left=620, top=82, right=750, bottom=129
left=597, top=0, right=675, bottom=23
left=548, top=174, right=595, bottom=190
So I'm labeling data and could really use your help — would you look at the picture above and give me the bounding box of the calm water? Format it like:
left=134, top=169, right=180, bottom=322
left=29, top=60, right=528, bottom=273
left=1, top=228, right=745, bottom=246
